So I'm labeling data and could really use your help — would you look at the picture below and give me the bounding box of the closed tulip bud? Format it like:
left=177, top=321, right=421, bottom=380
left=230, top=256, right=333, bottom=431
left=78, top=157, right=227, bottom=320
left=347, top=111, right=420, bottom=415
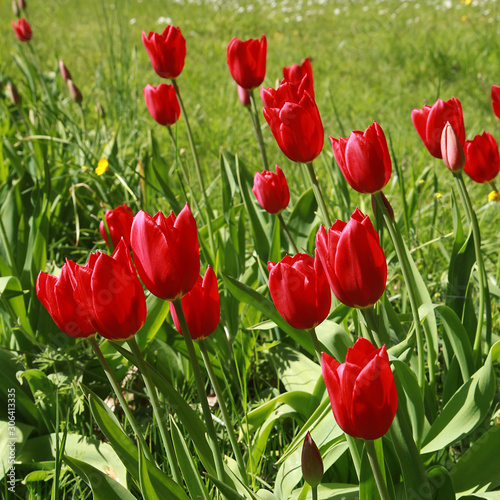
left=169, top=266, right=220, bottom=339
left=67, top=240, right=147, bottom=341
left=268, top=253, right=331, bottom=331
left=96, top=101, right=106, bottom=118
left=252, top=165, right=290, bottom=214
left=491, top=85, right=500, bottom=120
left=131, top=204, right=200, bottom=301
left=11, top=18, right=31, bottom=41
left=143, top=83, right=180, bottom=126
left=99, top=204, right=134, bottom=250
left=412, top=97, right=465, bottom=159
left=262, top=81, right=324, bottom=164
left=315, top=208, right=387, bottom=309
left=464, top=132, right=500, bottom=184
left=227, top=35, right=267, bottom=91
left=237, top=85, right=251, bottom=107
left=59, top=59, right=72, bottom=81
left=36, top=264, right=96, bottom=338
left=441, top=122, right=465, bottom=172
left=301, top=432, right=323, bottom=488
left=142, top=25, right=186, bottom=79
left=18, top=0, right=26, bottom=9
left=330, top=121, right=392, bottom=194
left=282, top=57, right=314, bottom=99
left=67, top=79, right=83, bottom=103
left=371, top=191, right=394, bottom=222
left=12, top=0, right=20, bottom=17
left=6, top=82, right=22, bottom=106
left=321, top=338, right=398, bottom=440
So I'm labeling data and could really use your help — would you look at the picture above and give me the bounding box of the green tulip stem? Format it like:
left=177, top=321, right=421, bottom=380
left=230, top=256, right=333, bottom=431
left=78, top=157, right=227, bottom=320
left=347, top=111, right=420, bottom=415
left=88, top=336, right=155, bottom=464
left=198, top=338, right=248, bottom=485
left=305, top=162, right=332, bottom=228
left=345, top=435, right=361, bottom=480
left=278, top=213, right=299, bottom=254
left=312, top=485, right=318, bottom=500
left=365, top=440, right=391, bottom=500
left=489, top=180, right=498, bottom=193
left=249, top=89, right=270, bottom=171
left=308, top=327, right=322, bottom=364
left=453, top=171, right=491, bottom=361
left=171, top=299, right=227, bottom=483
left=373, top=192, right=428, bottom=393
left=127, top=337, right=182, bottom=484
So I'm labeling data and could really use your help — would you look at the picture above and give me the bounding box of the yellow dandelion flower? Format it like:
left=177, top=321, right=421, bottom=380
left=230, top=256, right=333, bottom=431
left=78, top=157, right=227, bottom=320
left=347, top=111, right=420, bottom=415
left=461, top=14, right=467, bottom=21
left=488, top=190, right=500, bottom=202
left=418, top=179, right=425, bottom=185
left=435, top=193, right=443, bottom=200
left=95, top=157, right=109, bottom=176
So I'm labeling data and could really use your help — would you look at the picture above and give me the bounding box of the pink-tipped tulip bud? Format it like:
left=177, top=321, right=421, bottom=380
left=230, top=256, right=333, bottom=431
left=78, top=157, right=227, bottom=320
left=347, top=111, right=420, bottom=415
left=237, top=85, right=251, bottom=107
left=12, top=0, right=20, bottom=17
left=12, top=18, right=31, bottom=41
left=59, top=59, right=72, bottom=81
left=67, top=79, right=83, bottom=103
left=441, top=122, right=465, bottom=172
left=6, top=83, right=21, bottom=106
left=18, top=0, right=26, bottom=9
left=301, top=431, right=323, bottom=488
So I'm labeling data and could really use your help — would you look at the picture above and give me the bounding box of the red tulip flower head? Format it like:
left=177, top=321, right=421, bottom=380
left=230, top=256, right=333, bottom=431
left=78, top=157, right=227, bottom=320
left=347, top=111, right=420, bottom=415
left=267, top=253, right=331, bottom=331
left=67, top=240, right=147, bottom=341
left=262, top=81, right=324, bottom=164
left=100, top=204, right=134, bottom=250
left=227, top=35, right=267, bottom=91
left=491, top=85, right=500, bottom=120
left=143, top=83, right=181, bottom=126
left=130, top=204, right=200, bottom=301
left=169, top=266, right=220, bottom=339
left=12, top=18, right=31, bottom=41
left=411, top=97, right=465, bottom=159
left=315, top=208, right=387, bottom=309
left=36, top=264, right=96, bottom=338
left=321, top=337, right=398, bottom=440
left=330, top=121, right=392, bottom=194
left=142, top=25, right=186, bottom=79
left=252, top=165, right=290, bottom=214
left=282, top=58, right=314, bottom=99
left=464, top=132, right=500, bottom=184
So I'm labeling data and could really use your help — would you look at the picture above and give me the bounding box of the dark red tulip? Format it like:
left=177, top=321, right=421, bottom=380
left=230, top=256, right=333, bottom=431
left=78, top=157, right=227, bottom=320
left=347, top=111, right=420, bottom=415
left=322, top=338, right=398, bottom=440
left=226, top=35, right=267, bottom=91
left=143, top=83, right=180, bottom=126
left=130, top=204, right=200, bottom=301
left=99, top=204, right=134, bottom=250
left=252, top=165, right=290, bottom=214
left=330, top=121, right=392, bottom=194
left=282, top=58, right=314, bottom=99
left=491, top=85, right=500, bottom=120
left=6, top=82, right=21, bottom=106
left=67, top=240, right=147, bottom=341
left=411, top=97, right=465, bottom=159
left=12, top=18, right=31, bottom=41
left=142, top=25, right=186, bottom=79
left=67, top=79, right=83, bottom=104
left=36, top=264, right=95, bottom=338
left=59, top=59, right=72, bottom=81
left=315, top=208, right=387, bottom=309
left=267, top=253, right=331, bottom=331
left=169, top=266, right=220, bottom=339
left=301, top=431, right=323, bottom=488
left=262, top=81, right=324, bottom=164
left=464, top=132, right=500, bottom=184
left=441, top=122, right=465, bottom=172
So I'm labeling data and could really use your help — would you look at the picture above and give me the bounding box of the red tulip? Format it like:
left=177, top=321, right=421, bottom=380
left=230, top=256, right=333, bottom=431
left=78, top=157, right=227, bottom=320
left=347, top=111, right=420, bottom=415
left=464, top=132, right=500, bottom=184
left=252, top=165, right=290, bottom=214
left=282, top=58, right=314, bottom=99
left=169, top=266, right=220, bottom=339
left=226, top=35, right=267, bottom=91
left=99, top=204, right=134, bottom=250
left=267, top=253, right=331, bottom=331
left=330, top=121, right=392, bottom=194
left=59, top=59, right=72, bottom=81
left=66, top=240, right=147, bottom=341
left=130, top=204, right=200, bottom=301
left=36, top=264, right=95, bottom=338
left=143, top=83, right=181, bottom=126
left=142, top=25, right=186, bottom=79
left=262, top=81, right=324, bottom=164
left=491, top=85, right=500, bottom=120
left=315, top=208, right=387, bottom=308
left=321, top=337, right=398, bottom=440
left=12, top=18, right=31, bottom=41
left=441, top=122, right=465, bottom=172
left=411, top=97, right=465, bottom=159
